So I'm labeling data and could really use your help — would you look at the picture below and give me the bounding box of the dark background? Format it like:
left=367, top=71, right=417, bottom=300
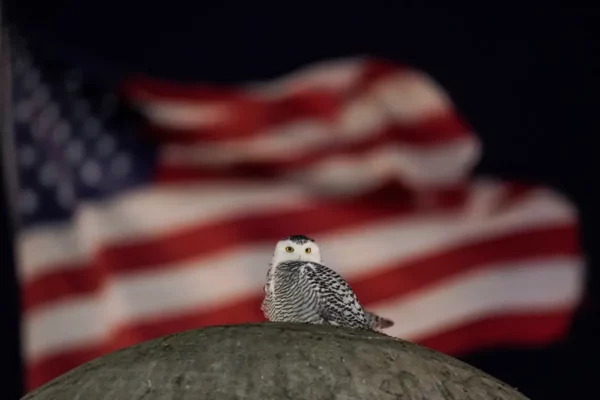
left=2, top=5, right=599, bottom=399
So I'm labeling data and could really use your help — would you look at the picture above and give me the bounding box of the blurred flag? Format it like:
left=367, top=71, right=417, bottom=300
left=7, top=35, right=584, bottom=391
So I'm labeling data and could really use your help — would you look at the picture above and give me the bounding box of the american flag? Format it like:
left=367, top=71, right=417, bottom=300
left=7, top=34, right=584, bottom=391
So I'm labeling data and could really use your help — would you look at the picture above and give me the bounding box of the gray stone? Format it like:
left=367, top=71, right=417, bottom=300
left=23, top=322, right=530, bottom=399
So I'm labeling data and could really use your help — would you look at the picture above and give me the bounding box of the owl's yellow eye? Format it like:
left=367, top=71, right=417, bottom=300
left=285, top=246, right=294, bottom=253
left=305, top=247, right=312, bottom=254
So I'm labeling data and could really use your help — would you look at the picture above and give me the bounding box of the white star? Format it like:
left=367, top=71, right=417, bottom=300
left=56, top=183, right=76, bottom=208
left=15, top=100, right=34, bottom=122
left=65, top=140, right=85, bottom=164
left=83, top=117, right=101, bottom=138
left=39, top=164, right=59, bottom=187
left=32, top=85, right=50, bottom=108
left=52, top=120, right=71, bottom=143
left=110, top=153, right=132, bottom=177
left=96, top=135, right=116, bottom=157
left=19, top=146, right=36, bottom=168
left=37, top=103, right=61, bottom=137
left=81, top=161, right=102, bottom=186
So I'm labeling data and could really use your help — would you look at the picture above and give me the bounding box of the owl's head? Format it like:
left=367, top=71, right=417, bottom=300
left=271, top=234, right=321, bottom=265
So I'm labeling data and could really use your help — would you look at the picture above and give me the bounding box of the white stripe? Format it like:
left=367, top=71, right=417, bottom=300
left=163, top=138, right=481, bottom=194
left=23, top=256, right=583, bottom=362
left=463, top=178, right=511, bottom=218
left=369, top=258, right=584, bottom=340
left=18, top=179, right=573, bottom=283
left=136, top=101, right=228, bottom=129
left=371, top=70, right=452, bottom=123
left=288, top=139, right=480, bottom=193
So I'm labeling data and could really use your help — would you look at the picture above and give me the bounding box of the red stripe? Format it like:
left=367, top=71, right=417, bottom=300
left=123, top=61, right=442, bottom=144
left=419, top=309, right=574, bottom=356
left=27, top=346, right=106, bottom=392
left=22, top=184, right=468, bottom=312
left=491, top=182, right=541, bottom=213
left=25, top=308, right=574, bottom=392
left=501, top=181, right=540, bottom=199
left=122, top=58, right=399, bottom=102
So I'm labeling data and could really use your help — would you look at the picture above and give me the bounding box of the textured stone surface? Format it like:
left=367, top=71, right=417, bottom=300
left=23, top=322, right=530, bottom=399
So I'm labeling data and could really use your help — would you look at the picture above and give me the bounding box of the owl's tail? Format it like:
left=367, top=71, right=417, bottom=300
left=364, top=310, right=394, bottom=330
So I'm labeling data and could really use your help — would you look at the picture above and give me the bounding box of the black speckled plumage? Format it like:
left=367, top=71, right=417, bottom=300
left=261, top=260, right=372, bottom=330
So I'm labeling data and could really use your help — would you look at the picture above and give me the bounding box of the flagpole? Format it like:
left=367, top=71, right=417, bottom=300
left=0, top=7, right=19, bottom=230
left=0, top=6, right=25, bottom=399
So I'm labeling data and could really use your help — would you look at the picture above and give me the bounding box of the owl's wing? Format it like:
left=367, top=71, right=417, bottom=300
left=261, top=266, right=274, bottom=315
left=299, top=262, right=370, bottom=329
